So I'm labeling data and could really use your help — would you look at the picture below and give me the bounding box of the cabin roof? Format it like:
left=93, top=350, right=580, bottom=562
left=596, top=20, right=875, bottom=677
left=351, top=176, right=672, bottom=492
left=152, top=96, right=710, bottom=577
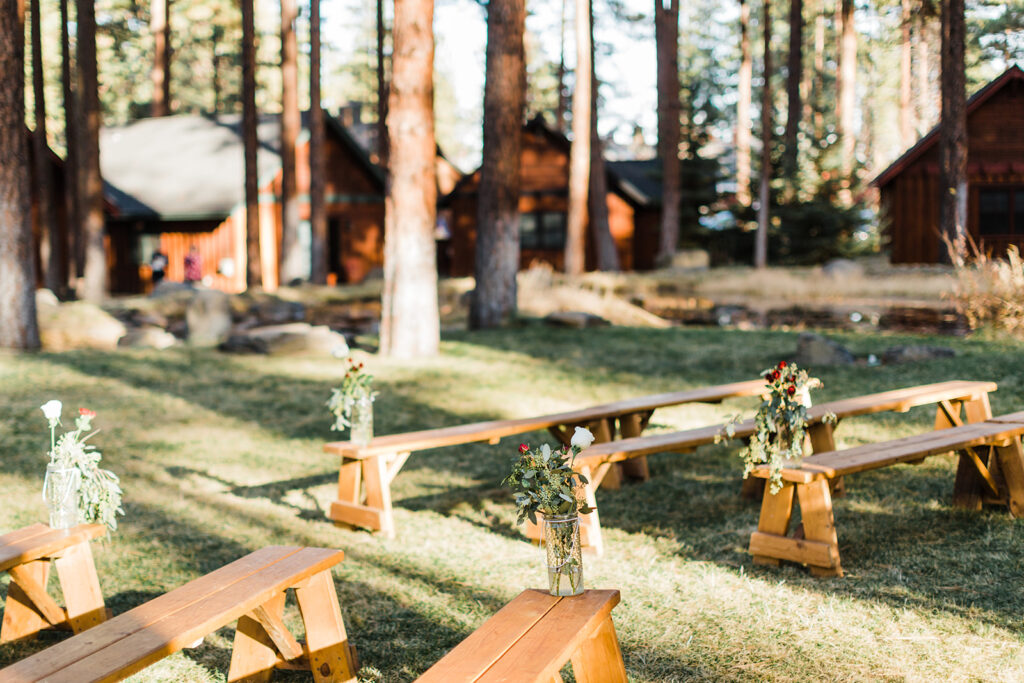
left=101, top=111, right=382, bottom=221
left=872, top=65, right=1024, bottom=189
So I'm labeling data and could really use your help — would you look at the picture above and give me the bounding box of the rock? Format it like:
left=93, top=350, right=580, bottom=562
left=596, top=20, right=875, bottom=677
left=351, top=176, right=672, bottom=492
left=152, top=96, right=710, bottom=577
left=118, top=325, right=177, bottom=350
left=37, top=301, right=127, bottom=351
left=129, top=309, right=169, bottom=328
left=151, top=280, right=194, bottom=297
left=793, top=332, right=856, bottom=366
left=543, top=311, right=611, bottom=329
left=220, top=323, right=349, bottom=356
left=881, top=345, right=955, bottom=365
left=822, top=258, right=865, bottom=279
left=255, top=298, right=306, bottom=325
left=35, top=289, right=59, bottom=308
left=185, top=289, right=233, bottom=347
left=670, top=249, right=710, bottom=270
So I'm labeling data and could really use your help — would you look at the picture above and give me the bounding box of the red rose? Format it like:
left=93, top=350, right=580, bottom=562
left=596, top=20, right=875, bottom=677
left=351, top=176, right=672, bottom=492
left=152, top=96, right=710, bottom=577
left=787, top=386, right=796, bottom=395
left=519, top=443, right=529, bottom=454
left=778, top=361, right=787, bottom=369
left=772, top=370, right=780, bottom=381
left=79, top=408, right=96, bottom=418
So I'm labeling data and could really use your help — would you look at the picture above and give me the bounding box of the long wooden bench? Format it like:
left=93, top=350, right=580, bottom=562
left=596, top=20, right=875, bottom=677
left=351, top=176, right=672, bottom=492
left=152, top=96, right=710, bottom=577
left=415, top=589, right=626, bottom=683
left=1, top=523, right=107, bottom=645
left=324, top=380, right=766, bottom=538
left=748, top=413, right=1024, bottom=577
left=0, top=546, right=358, bottom=683
left=571, top=381, right=996, bottom=554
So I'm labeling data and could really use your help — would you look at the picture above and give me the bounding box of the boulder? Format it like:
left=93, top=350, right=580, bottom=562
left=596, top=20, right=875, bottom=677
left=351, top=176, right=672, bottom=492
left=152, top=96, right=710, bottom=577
left=793, top=332, right=856, bottom=366
left=220, top=323, right=349, bottom=356
left=254, top=298, right=306, bottom=325
left=881, top=345, right=955, bottom=365
left=118, top=325, right=178, bottom=350
left=37, top=301, right=126, bottom=351
left=185, top=289, right=233, bottom=347
left=543, top=311, right=611, bottom=329
left=670, top=249, right=710, bottom=270
left=822, top=258, right=865, bottom=280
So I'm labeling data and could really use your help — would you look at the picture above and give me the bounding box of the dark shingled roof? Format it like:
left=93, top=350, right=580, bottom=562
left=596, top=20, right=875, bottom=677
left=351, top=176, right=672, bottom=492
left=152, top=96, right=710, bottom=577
left=101, top=112, right=381, bottom=220
left=607, top=159, right=662, bottom=206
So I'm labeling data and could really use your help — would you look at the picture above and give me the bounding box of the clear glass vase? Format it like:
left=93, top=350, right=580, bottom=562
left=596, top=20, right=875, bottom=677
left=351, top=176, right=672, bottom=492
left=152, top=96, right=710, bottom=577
left=43, top=464, right=80, bottom=530
left=543, top=513, right=583, bottom=596
left=349, top=393, right=374, bottom=446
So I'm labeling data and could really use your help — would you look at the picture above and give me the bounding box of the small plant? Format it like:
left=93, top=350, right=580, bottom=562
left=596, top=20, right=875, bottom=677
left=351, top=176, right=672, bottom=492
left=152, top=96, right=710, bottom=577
left=724, top=362, right=829, bottom=494
left=946, top=241, right=1024, bottom=335
left=41, top=400, right=125, bottom=531
left=328, top=358, right=377, bottom=431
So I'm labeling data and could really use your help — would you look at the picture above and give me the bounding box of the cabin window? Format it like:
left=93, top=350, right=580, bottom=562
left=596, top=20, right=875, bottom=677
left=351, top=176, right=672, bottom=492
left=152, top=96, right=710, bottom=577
left=519, top=211, right=566, bottom=249
left=978, top=187, right=1024, bottom=235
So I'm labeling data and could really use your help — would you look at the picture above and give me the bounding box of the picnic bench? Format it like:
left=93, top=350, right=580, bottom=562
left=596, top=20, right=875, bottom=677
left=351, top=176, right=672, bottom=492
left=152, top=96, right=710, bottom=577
left=571, top=381, right=996, bottom=554
left=0, top=523, right=107, bottom=645
left=747, top=412, right=1024, bottom=577
left=415, top=589, right=626, bottom=683
left=0, top=546, right=358, bottom=683
left=324, top=380, right=767, bottom=538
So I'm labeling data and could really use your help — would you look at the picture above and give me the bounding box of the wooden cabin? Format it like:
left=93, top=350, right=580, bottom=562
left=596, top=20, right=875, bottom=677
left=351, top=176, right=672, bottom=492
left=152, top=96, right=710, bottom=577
left=101, top=112, right=385, bottom=293
left=874, top=65, right=1024, bottom=263
left=440, top=117, right=661, bottom=276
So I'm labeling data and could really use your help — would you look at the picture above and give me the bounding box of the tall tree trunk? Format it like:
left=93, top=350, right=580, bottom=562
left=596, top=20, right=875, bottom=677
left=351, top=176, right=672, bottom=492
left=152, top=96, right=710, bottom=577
left=242, top=0, right=261, bottom=288
left=376, top=0, right=388, bottom=165
left=899, top=0, right=914, bottom=148
left=555, top=0, right=568, bottom=132
left=916, top=15, right=933, bottom=135
left=278, top=0, right=301, bottom=283
left=735, top=0, right=752, bottom=207
left=564, top=0, right=591, bottom=276
left=309, top=0, right=326, bottom=284
left=60, top=0, right=79, bottom=289
left=837, top=0, right=855, bottom=201
left=812, top=3, right=824, bottom=139
left=0, top=0, right=40, bottom=349
left=940, top=0, right=966, bottom=264
left=151, top=0, right=171, bottom=116
left=380, top=0, right=439, bottom=357
left=31, top=0, right=61, bottom=293
left=588, top=0, right=617, bottom=272
left=655, top=0, right=681, bottom=264
left=800, top=0, right=814, bottom=135
left=783, top=0, right=802, bottom=184
left=77, top=0, right=106, bottom=303
left=470, top=0, right=525, bottom=329
left=754, top=0, right=772, bottom=269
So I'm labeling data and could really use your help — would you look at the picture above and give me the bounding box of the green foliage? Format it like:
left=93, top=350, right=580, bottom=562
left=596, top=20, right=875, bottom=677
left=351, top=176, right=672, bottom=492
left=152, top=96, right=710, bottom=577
left=327, top=357, right=377, bottom=431
left=503, top=433, right=594, bottom=526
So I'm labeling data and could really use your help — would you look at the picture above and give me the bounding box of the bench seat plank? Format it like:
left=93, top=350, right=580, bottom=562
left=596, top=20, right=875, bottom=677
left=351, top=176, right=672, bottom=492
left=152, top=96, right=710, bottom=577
left=0, top=546, right=345, bottom=683
left=0, top=524, right=106, bottom=574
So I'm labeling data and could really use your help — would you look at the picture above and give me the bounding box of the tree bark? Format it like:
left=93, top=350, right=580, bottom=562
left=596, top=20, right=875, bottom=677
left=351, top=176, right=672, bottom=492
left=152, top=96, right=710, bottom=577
left=380, top=0, right=439, bottom=357
left=735, top=0, right=752, bottom=207
left=588, top=1, right=617, bottom=272
left=654, top=0, right=680, bottom=265
left=151, top=0, right=171, bottom=116
left=60, top=0, right=79, bottom=289
left=470, top=0, right=525, bottom=329
left=31, top=0, right=61, bottom=294
left=899, top=0, right=914, bottom=148
left=940, top=0, right=967, bottom=264
left=555, top=0, right=568, bottom=132
left=242, top=0, right=261, bottom=288
left=1, top=0, right=40, bottom=349
left=278, top=0, right=301, bottom=283
left=836, top=0, right=855, bottom=200
left=754, top=0, right=771, bottom=269
left=309, top=0, right=326, bottom=285
left=564, top=0, right=591, bottom=276
left=916, top=14, right=933, bottom=136
left=376, top=0, right=388, bottom=165
left=812, top=2, right=824, bottom=139
left=77, top=0, right=106, bottom=303
left=783, top=0, right=802, bottom=183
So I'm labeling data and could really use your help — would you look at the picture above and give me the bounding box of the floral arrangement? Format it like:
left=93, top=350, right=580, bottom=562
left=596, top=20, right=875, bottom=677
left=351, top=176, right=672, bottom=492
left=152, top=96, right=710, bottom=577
left=41, top=400, right=124, bottom=531
left=327, top=358, right=377, bottom=431
left=503, top=426, right=596, bottom=525
left=728, top=362, right=830, bottom=494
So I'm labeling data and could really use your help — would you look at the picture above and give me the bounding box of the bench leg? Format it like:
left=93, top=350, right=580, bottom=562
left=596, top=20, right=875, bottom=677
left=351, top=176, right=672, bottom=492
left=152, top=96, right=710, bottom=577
left=569, top=614, right=628, bottom=683
left=229, top=592, right=286, bottom=682
left=295, top=569, right=357, bottom=683
left=54, top=541, right=107, bottom=634
left=589, top=419, right=623, bottom=491
left=617, top=412, right=651, bottom=483
left=951, top=395, right=995, bottom=510
left=750, top=482, right=795, bottom=567
left=797, top=479, right=843, bottom=578
left=1, top=560, right=58, bottom=643
left=328, top=455, right=394, bottom=536
left=996, top=439, right=1024, bottom=518
left=808, top=422, right=844, bottom=497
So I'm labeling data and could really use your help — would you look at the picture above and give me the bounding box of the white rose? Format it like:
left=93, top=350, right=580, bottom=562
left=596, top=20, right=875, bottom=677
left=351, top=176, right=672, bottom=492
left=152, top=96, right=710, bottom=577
left=40, top=400, right=62, bottom=422
left=571, top=426, right=595, bottom=450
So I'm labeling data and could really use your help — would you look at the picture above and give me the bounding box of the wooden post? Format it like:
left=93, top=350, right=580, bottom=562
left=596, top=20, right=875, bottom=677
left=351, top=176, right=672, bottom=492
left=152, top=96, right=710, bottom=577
left=952, top=394, right=994, bottom=509
left=808, top=421, right=843, bottom=496
left=569, top=614, right=628, bottom=683
left=229, top=592, right=287, bottom=682
left=589, top=418, right=621, bottom=490
left=362, top=455, right=394, bottom=537
left=750, top=482, right=795, bottom=566
left=53, top=541, right=107, bottom=633
left=617, top=412, right=651, bottom=482
left=796, top=479, right=842, bottom=577
left=294, top=570, right=358, bottom=683
left=995, top=439, right=1024, bottom=519
left=1, top=560, right=54, bottom=643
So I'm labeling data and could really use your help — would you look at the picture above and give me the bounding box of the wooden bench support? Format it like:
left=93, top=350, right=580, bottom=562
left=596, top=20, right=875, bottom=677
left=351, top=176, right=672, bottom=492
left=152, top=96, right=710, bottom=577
left=0, top=524, right=107, bottom=644
left=950, top=393, right=994, bottom=510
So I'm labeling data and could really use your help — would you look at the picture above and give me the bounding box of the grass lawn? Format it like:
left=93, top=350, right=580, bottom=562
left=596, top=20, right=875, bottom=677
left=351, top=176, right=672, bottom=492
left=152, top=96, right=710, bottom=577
left=2, top=323, right=1024, bottom=681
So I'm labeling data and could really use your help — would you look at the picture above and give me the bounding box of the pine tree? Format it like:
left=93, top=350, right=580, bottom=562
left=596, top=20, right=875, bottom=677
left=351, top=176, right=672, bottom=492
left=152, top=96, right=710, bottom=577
left=77, top=0, right=107, bottom=302
left=309, top=0, right=327, bottom=285
left=655, top=0, right=681, bottom=264
left=564, top=0, right=591, bottom=275
left=940, top=0, right=967, bottom=263
left=242, top=0, right=261, bottom=288
left=278, top=0, right=302, bottom=283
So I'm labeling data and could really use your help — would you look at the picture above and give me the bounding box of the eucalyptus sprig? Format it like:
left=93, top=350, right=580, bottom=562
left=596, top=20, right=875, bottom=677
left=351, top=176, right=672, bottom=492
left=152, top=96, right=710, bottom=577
left=503, top=427, right=596, bottom=526
left=328, top=358, right=378, bottom=431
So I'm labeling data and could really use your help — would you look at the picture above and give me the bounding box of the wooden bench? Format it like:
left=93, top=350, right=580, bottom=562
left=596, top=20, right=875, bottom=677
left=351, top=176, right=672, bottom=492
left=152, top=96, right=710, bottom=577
left=415, top=589, right=626, bottom=683
left=1, top=523, right=107, bottom=645
left=571, top=380, right=996, bottom=554
left=0, top=546, right=358, bottom=683
left=748, top=413, right=1024, bottom=577
left=324, top=380, right=766, bottom=538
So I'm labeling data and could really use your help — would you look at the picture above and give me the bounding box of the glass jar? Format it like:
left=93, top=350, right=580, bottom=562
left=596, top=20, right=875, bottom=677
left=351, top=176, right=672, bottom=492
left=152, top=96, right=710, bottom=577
left=43, top=464, right=80, bottom=530
left=349, top=393, right=374, bottom=446
left=543, top=513, right=584, bottom=596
